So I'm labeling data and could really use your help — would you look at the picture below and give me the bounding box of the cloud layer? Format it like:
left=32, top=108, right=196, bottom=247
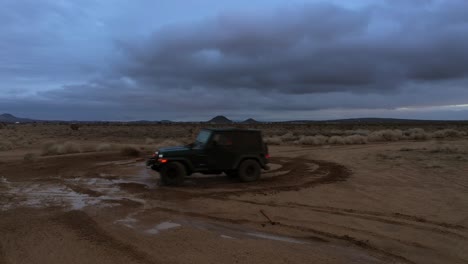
left=1, top=0, right=468, bottom=120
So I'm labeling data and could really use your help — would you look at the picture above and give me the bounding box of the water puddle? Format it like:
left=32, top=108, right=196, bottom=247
left=179, top=219, right=308, bottom=245
left=145, top=222, right=181, bottom=235
left=246, top=232, right=307, bottom=244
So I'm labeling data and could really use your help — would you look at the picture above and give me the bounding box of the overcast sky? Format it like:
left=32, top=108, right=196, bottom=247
left=1, top=0, right=468, bottom=121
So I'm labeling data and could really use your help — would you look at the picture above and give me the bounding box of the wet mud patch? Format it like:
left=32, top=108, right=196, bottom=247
left=52, top=210, right=155, bottom=263
left=118, top=182, right=149, bottom=193
left=132, top=157, right=352, bottom=202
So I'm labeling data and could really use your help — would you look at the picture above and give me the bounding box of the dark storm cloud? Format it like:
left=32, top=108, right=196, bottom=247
left=2, top=0, right=468, bottom=120
left=113, top=0, right=468, bottom=95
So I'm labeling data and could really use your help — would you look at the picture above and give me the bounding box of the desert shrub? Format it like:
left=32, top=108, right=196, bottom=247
left=344, top=129, right=370, bottom=136
left=120, top=145, right=141, bottom=157
left=0, top=140, right=13, bottom=151
left=41, top=141, right=82, bottom=156
left=405, top=128, right=431, bottom=140
left=368, top=129, right=403, bottom=142
left=328, top=136, right=345, bottom=145
left=297, top=135, right=328, bottom=145
left=343, top=135, right=368, bottom=145
left=432, top=129, right=465, bottom=138
left=95, top=143, right=114, bottom=152
left=264, top=136, right=282, bottom=145
left=70, top=123, right=80, bottom=131
left=279, top=132, right=298, bottom=142
left=428, top=145, right=464, bottom=154
left=145, top=137, right=156, bottom=144
left=23, top=153, right=38, bottom=162
left=0, top=123, right=5, bottom=129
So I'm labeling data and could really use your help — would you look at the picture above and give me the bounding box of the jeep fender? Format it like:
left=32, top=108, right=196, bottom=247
left=164, top=158, right=194, bottom=173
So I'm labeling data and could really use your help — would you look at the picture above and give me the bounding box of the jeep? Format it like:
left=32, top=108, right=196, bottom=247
left=146, top=128, right=270, bottom=186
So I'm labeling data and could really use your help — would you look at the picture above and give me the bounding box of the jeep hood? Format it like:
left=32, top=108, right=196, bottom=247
left=158, top=145, right=191, bottom=156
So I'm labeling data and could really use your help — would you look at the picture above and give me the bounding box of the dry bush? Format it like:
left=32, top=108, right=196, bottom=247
left=343, top=135, right=368, bottom=144
left=297, top=135, right=328, bottom=145
left=368, top=129, right=403, bottom=142
left=405, top=128, right=431, bottom=140
left=23, top=153, right=38, bottom=162
left=344, top=129, right=370, bottom=136
left=120, top=145, right=141, bottom=157
left=145, top=137, right=156, bottom=144
left=264, top=136, right=282, bottom=145
left=432, top=129, right=466, bottom=138
left=0, top=140, right=13, bottom=151
left=95, top=143, right=115, bottom=152
left=279, top=132, right=298, bottom=142
left=428, top=145, right=464, bottom=154
left=328, top=136, right=345, bottom=145
left=0, top=123, right=5, bottom=129
left=41, top=141, right=82, bottom=156
left=70, top=123, right=80, bottom=131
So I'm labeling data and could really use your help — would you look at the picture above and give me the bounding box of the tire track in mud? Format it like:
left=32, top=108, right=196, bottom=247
left=136, top=157, right=351, bottom=200
left=143, top=205, right=416, bottom=264
left=228, top=199, right=468, bottom=240
left=51, top=210, right=157, bottom=264
left=0, top=243, right=6, bottom=264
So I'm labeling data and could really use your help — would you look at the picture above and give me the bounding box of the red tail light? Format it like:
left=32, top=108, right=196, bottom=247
left=159, top=158, right=168, bottom=163
left=265, top=154, right=270, bottom=159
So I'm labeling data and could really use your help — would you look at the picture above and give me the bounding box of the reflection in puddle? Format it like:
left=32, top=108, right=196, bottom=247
left=145, top=222, right=181, bottom=235
left=246, top=232, right=307, bottom=244
left=1, top=168, right=152, bottom=211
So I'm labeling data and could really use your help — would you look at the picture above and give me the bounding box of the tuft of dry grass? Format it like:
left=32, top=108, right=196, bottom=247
left=428, top=144, right=465, bottom=154
left=432, top=129, right=466, bottom=138
left=145, top=137, right=156, bottom=144
left=368, top=129, right=403, bottom=142
left=23, top=153, right=38, bottom=162
left=264, top=136, right=282, bottom=145
left=328, top=136, right=345, bottom=145
left=343, top=135, right=368, bottom=144
left=95, top=143, right=115, bottom=152
left=297, top=135, right=328, bottom=145
left=0, top=140, right=13, bottom=151
left=279, top=132, right=298, bottom=142
left=405, top=128, right=431, bottom=140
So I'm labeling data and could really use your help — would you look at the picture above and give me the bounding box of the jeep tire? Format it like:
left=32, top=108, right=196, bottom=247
left=160, top=162, right=186, bottom=186
left=238, top=160, right=261, bottom=182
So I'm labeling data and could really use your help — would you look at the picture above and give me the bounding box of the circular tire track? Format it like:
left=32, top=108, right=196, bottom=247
left=132, top=157, right=352, bottom=201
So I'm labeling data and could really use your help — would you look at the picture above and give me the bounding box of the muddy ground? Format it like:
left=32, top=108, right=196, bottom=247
left=1, top=140, right=468, bottom=264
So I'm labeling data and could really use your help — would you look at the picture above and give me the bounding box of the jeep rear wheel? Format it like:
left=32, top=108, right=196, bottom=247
left=160, top=162, right=186, bottom=186
left=238, top=160, right=261, bottom=182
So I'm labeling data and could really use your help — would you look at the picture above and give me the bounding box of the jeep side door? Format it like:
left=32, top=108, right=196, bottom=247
left=205, top=132, right=237, bottom=170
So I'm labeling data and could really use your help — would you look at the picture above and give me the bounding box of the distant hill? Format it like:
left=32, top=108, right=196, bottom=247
left=208, top=115, right=233, bottom=124
left=242, top=118, right=259, bottom=124
left=0, top=113, right=34, bottom=123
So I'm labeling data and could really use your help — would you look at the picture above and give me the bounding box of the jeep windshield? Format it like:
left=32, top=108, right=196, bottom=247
left=194, top=130, right=212, bottom=147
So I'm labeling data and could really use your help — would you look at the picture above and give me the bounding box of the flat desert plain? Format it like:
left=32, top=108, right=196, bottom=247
left=1, top=123, right=468, bottom=264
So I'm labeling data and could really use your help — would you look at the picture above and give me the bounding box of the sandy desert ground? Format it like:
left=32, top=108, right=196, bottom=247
left=1, top=124, right=468, bottom=264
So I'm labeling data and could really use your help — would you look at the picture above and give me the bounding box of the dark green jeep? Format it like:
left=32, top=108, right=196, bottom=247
left=146, top=128, right=270, bottom=186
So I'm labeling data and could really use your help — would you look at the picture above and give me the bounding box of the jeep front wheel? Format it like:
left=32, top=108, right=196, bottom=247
left=160, top=162, right=186, bottom=186
left=238, top=160, right=261, bottom=182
